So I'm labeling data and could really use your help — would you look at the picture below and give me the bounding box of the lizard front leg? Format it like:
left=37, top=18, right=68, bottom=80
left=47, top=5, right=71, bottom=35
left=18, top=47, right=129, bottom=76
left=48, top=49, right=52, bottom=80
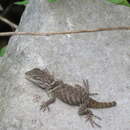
left=78, top=104, right=101, bottom=128
left=40, top=97, right=56, bottom=112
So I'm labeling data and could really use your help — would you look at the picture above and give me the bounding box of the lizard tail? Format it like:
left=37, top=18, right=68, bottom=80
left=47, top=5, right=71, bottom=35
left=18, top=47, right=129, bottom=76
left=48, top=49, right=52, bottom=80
left=88, top=98, right=117, bottom=108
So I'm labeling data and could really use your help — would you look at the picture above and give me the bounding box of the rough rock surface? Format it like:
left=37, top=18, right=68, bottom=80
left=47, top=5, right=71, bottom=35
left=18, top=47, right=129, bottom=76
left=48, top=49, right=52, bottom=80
left=0, top=0, right=130, bottom=130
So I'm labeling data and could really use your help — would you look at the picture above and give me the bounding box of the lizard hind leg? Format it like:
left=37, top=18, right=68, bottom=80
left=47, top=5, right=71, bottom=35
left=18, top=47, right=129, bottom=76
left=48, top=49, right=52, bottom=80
left=85, top=110, right=102, bottom=128
left=78, top=105, right=101, bottom=128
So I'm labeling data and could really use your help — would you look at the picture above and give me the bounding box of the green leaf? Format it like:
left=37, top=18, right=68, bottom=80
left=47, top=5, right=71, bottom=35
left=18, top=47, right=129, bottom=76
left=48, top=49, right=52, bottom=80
left=0, top=47, right=6, bottom=57
left=107, top=0, right=130, bottom=7
left=15, top=0, right=29, bottom=5
left=107, top=0, right=124, bottom=4
left=48, top=0, right=57, bottom=2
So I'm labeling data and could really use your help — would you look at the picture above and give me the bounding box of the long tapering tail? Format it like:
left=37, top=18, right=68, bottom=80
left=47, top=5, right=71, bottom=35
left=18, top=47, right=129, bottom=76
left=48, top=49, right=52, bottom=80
left=88, top=98, right=117, bottom=108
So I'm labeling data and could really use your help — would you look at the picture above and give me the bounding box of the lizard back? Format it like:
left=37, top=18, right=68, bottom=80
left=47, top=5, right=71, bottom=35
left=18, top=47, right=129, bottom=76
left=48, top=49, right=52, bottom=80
left=52, top=83, right=87, bottom=105
left=52, top=84, right=116, bottom=108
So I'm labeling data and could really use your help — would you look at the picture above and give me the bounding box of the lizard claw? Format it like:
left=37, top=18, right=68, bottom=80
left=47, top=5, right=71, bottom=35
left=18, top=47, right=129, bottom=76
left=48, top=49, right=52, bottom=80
left=40, top=102, right=50, bottom=112
left=85, top=112, right=101, bottom=128
left=88, top=118, right=101, bottom=128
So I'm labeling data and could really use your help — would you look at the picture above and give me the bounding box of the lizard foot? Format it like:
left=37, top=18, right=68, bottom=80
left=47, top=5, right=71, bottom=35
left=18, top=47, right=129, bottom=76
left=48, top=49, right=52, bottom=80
left=40, top=101, right=50, bottom=112
left=85, top=110, right=102, bottom=128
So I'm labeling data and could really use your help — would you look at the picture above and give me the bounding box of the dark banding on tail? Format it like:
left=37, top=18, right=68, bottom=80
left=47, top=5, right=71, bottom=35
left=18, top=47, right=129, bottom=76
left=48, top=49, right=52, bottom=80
left=88, top=98, right=117, bottom=108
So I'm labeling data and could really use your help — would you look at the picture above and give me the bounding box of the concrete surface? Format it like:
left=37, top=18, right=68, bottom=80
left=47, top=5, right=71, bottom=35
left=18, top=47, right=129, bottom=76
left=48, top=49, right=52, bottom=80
left=0, top=0, right=130, bottom=130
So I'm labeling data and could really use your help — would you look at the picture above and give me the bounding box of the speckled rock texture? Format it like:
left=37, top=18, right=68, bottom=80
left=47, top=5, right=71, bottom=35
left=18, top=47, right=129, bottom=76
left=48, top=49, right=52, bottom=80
left=0, top=0, right=130, bottom=129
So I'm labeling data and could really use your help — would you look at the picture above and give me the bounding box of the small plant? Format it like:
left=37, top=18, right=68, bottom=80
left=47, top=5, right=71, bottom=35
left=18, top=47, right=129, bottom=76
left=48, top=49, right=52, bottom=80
left=15, top=0, right=57, bottom=5
left=15, top=0, right=29, bottom=5
left=0, top=47, right=6, bottom=57
left=107, top=0, right=130, bottom=7
left=48, top=0, right=57, bottom=2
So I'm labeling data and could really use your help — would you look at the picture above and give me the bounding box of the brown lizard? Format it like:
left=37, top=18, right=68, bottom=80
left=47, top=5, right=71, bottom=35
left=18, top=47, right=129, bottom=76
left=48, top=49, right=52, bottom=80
left=25, top=68, right=117, bottom=128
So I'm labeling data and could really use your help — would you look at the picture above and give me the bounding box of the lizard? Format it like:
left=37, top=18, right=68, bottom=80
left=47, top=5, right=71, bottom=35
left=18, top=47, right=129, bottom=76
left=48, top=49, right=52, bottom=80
left=25, top=68, right=117, bottom=127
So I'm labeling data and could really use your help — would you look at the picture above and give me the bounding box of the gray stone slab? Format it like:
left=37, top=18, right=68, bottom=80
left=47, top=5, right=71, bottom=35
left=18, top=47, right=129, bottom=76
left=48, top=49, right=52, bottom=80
left=0, top=0, right=130, bottom=130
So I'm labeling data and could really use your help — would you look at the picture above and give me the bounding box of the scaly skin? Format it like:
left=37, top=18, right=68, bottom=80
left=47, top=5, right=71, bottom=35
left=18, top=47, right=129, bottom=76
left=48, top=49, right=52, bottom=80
left=25, top=68, right=117, bottom=128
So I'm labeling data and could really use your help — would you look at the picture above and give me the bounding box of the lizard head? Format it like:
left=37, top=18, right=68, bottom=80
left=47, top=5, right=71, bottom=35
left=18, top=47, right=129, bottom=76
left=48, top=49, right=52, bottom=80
left=25, top=68, right=55, bottom=89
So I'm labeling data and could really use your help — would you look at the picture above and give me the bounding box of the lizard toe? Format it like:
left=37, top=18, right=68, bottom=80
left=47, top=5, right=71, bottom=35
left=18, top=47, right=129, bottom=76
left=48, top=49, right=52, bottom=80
left=85, top=112, right=101, bottom=128
left=40, top=102, right=50, bottom=112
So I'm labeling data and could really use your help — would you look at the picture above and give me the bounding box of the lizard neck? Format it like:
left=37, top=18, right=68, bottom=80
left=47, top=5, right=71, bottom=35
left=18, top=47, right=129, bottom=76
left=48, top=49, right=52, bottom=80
left=47, top=80, right=64, bottom=90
